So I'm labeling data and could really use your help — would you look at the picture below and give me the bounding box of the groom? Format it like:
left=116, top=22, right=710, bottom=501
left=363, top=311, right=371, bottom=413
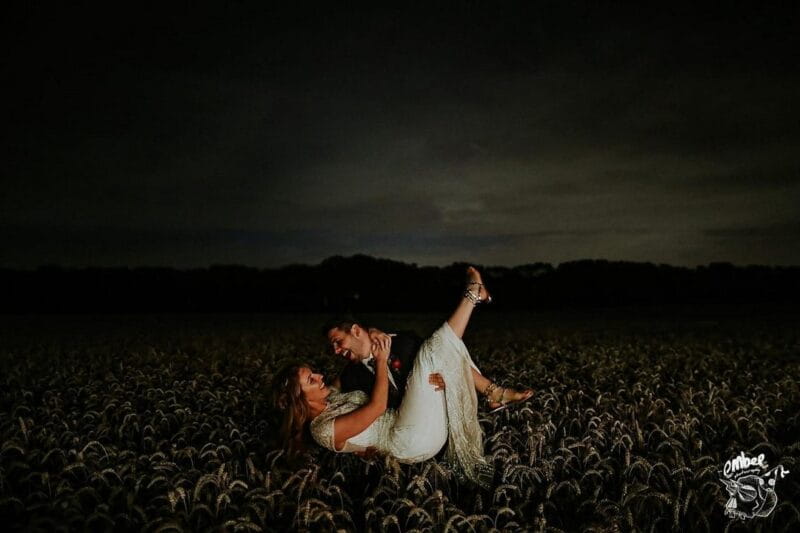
left=323, top=316, right=444, bottom=409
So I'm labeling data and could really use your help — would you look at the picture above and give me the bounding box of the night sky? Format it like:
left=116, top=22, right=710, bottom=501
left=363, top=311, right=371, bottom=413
left=3, top=2, right=799, bottom=269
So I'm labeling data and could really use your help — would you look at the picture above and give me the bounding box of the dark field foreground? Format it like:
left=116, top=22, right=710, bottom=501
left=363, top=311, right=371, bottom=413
left=1, top=309, right=799, bottom=532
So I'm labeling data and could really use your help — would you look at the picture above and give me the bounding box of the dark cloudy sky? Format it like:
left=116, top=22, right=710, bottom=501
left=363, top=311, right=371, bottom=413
left=3, top=2, right=798, bottom=269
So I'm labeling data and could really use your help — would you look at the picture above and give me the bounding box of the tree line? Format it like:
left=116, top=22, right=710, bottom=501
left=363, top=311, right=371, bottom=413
left=1, top=255, right=798, bottom=313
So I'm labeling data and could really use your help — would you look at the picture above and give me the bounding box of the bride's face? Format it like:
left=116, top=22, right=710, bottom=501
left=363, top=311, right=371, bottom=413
left=297, top=366, right=330, bottom=403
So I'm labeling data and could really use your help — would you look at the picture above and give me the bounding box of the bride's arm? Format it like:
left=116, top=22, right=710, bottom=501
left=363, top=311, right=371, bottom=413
left=332, top=336, right=391, bottom=451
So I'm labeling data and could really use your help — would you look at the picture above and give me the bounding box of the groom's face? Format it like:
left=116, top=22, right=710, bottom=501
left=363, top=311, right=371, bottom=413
left=327, top=324, right=372, bottom=363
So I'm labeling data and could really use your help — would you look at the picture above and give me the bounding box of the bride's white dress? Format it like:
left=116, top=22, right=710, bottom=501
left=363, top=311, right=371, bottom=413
left=310, top=322, right=492, bottom=485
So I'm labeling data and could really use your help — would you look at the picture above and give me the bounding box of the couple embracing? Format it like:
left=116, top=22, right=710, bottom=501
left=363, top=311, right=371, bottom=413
left=273, top=267, right=534, bottom=485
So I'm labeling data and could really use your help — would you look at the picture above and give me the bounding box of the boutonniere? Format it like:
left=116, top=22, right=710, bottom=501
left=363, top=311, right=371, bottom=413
left=390, top=356, right=402, bottom=371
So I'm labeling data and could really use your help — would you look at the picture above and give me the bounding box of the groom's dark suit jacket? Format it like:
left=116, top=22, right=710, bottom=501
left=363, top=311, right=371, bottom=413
left=338, top=331, right=422, bottom=410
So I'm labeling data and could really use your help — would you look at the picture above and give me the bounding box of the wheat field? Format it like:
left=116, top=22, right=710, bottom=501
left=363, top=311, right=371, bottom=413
left=1, top=311, right=798, bottom=532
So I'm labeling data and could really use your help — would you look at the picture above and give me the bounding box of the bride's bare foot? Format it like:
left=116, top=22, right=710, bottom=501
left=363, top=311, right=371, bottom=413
left=465, top=266, right=492, bottom=304
left=484, top=382, right=534, bottom=413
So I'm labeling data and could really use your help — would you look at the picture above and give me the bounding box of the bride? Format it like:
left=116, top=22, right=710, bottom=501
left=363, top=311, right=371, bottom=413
left=272, top=267, right=534, bottom=485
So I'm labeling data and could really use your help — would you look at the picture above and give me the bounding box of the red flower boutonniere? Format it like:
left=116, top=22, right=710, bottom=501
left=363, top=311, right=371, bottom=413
left=390, top=357, right=402, bottom=371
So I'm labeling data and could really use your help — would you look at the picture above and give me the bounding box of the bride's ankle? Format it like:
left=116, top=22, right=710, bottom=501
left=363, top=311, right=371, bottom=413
left=483, top=382, right=503, bottom=402
left=484, top=382, right=532, bottom=402
left=465, top=266, right=492, bottom=305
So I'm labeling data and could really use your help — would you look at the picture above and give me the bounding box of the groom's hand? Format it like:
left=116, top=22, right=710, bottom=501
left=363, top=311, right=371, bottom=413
left=428, top=373, right=445, bottom=391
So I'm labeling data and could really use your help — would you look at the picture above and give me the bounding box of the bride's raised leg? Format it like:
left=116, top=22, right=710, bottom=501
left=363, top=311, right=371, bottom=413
left=446, top=266, right=490, bottom=338
left=446, top=267, right=534, bottom=410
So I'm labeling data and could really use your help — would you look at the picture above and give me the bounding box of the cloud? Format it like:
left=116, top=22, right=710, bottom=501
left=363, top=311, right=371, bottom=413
left=3, top=3, right=798, bottom=267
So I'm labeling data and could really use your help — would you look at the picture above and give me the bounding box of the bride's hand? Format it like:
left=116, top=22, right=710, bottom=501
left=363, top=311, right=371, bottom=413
left=368, top=327, right=386, bottom=341
left=372, top=334, right=392, bottom=365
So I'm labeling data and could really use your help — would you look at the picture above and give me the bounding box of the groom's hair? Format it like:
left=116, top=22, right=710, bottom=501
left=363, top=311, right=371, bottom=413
left=321, top=315, right=363, bottom=336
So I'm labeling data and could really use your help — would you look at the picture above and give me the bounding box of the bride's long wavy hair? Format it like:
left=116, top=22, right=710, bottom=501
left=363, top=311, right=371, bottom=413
left=272, top=362, right=312, bottom=456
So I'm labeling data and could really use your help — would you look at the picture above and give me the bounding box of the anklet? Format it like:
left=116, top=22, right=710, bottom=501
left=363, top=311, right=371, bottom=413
left=465, top=281, right=487, bottom=305
left=483, top=382, right=499, bottom=400
left=464, top=288, right=481, bottom=305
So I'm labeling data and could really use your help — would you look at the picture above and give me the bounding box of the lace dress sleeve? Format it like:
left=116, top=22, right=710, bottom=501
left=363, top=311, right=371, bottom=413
left=309, top=390, right=369, bottom=452
left=310, top=412, right=336, bottom=451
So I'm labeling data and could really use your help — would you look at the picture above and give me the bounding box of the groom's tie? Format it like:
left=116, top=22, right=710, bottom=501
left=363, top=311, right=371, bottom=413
left=364, top=356, right=397, bottom=389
